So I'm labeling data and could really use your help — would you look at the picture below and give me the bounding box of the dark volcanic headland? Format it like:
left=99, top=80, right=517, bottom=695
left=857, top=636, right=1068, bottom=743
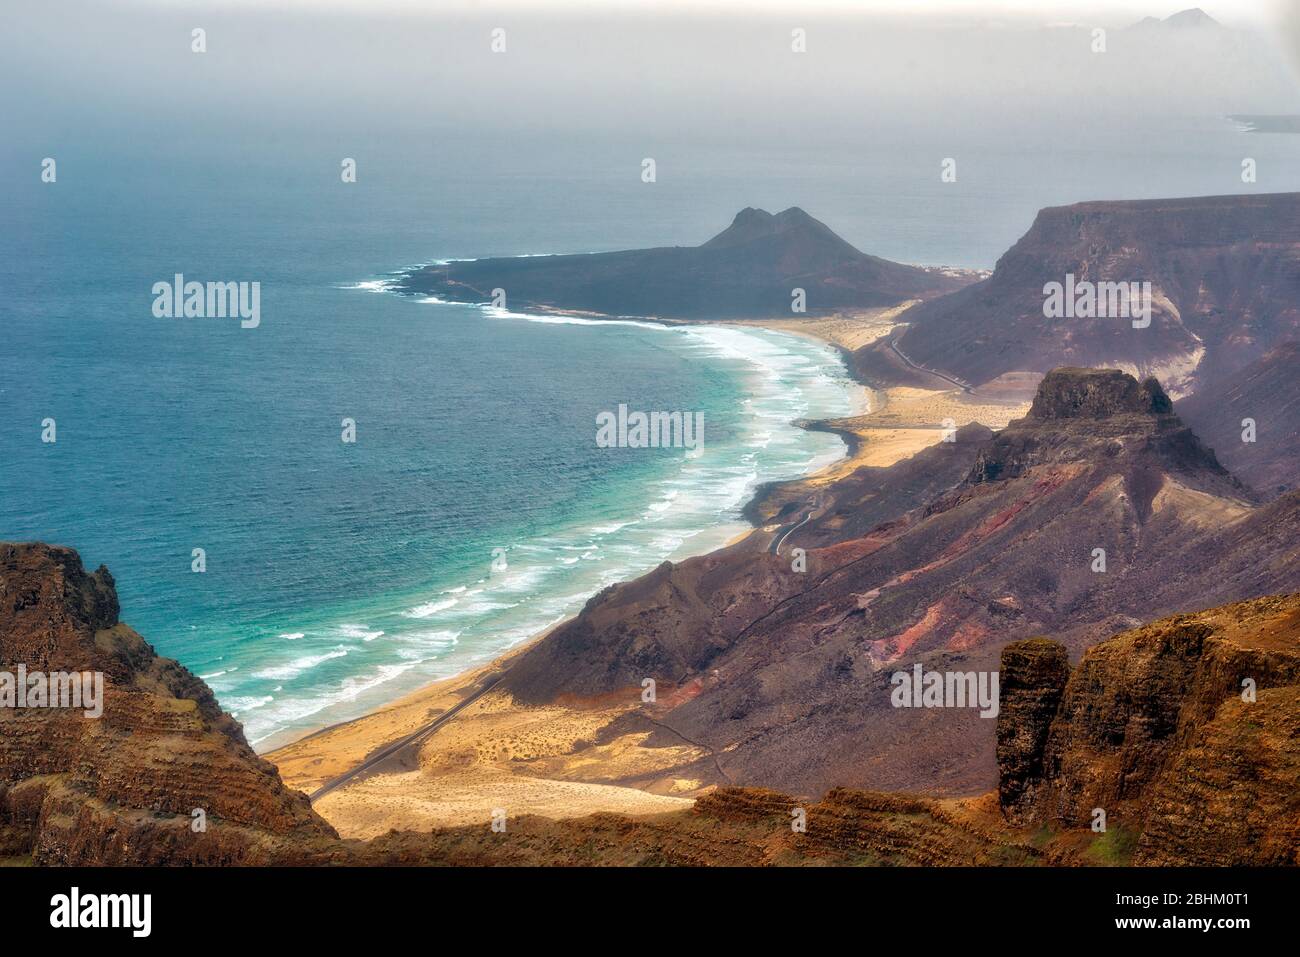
left=398, top=206, right=971, bottom=319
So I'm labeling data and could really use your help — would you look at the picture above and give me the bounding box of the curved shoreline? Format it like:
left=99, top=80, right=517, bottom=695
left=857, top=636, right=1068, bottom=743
left=265, top=327, right=887, bottom=817
left=265, top=307, right=1035, bottom=830
left=255, top=308, right=869, bottom=754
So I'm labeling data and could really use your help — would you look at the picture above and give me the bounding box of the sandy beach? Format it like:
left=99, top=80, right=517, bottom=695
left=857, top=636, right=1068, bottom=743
left=268, top=306, right=1031, bottom=837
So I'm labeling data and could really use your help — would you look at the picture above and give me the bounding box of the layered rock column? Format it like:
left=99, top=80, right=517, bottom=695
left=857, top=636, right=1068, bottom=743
left=995, top=638, right=1070, bottom=825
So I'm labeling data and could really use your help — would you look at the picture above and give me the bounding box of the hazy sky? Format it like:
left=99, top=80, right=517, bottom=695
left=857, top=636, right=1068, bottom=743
left=4, top=0, right=1297, bottom=156
left=139, top=0, right=1288, bottom=27
left=3, top=0, right=1298, bottom=267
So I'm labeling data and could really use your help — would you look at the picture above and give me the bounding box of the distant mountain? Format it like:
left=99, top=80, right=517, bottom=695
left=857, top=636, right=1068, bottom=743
left=399, top=207, right=969, bottom=319
left=1128, top=8, right=1221, bottom=31
left=859, top=193, right=1300, bottom=398
left=498, top=368, right=1300, bottom=795
left=1165, top=7, right=1219, bottom=27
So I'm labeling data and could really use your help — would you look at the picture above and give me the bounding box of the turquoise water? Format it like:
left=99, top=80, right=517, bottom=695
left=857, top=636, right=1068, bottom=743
left=0, top=154, right=862, bottom=746
left=209, top=307, right=860, bottom=746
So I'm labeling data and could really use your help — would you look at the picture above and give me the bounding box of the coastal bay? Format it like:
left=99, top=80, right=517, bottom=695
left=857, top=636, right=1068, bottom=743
left=268, top=304, right=1031, bottom=835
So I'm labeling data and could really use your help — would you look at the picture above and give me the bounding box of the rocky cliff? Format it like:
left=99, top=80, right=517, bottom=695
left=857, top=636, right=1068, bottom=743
left=1, top=543, right=1294, bottom=865
left=859, top=193, right=1300, bottom=398
left=997, top=595, right=1300, bottom=865
left=0, top=543, right=343, bottom=865
left=995, top=638, right=1070, bottom=822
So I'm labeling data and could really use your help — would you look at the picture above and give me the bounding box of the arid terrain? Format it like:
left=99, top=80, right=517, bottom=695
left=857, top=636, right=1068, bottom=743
left=2, top=539, right=1295, bottom=865
left=273, top=192, right=1300, bottom=849
left=5, top=191, right=1299, bottom=867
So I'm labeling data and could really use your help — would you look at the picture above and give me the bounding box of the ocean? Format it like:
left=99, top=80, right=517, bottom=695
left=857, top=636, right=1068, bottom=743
left=4, top=111, right=1299, bottom=748
left=0, top=147, right=874, bottom=746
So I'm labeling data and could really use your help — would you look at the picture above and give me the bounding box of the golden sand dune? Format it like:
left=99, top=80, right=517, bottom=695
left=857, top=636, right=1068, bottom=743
left=273, top=667, right=702, bottom=838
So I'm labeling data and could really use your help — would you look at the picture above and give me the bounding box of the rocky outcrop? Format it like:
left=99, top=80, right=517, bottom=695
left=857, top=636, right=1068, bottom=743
left=1026, top=368, right=1172, bottom=420
left=995, top=639, right=1070, bottom=825
left=399, top=207, right=970, bottom=319
left=0, top=543, right=339, bottom=864
left=995, top=594, right=1300, bottom=865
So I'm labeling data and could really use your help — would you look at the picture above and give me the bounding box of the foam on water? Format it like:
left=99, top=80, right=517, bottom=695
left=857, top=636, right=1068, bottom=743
left=403, top=598, right=459, bottom=619
left=175, top=293, right=862, bottom=748
left=250, top=646, right=353, bottom=682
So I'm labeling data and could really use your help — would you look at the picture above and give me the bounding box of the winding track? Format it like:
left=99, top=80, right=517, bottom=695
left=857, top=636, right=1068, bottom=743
left=309, top=672, right=506, bottom=801
left=769, top=495, right=822, bottom=556
left=889, top=337, right=975, bottom=394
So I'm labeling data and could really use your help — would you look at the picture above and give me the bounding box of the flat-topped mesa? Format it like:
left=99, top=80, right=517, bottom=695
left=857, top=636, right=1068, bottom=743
left=967, top=367, right=1235, bottom=488
left=864, top=192, right=1300, bottom=396
left=1027, top=367, right=1173, bottom=420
